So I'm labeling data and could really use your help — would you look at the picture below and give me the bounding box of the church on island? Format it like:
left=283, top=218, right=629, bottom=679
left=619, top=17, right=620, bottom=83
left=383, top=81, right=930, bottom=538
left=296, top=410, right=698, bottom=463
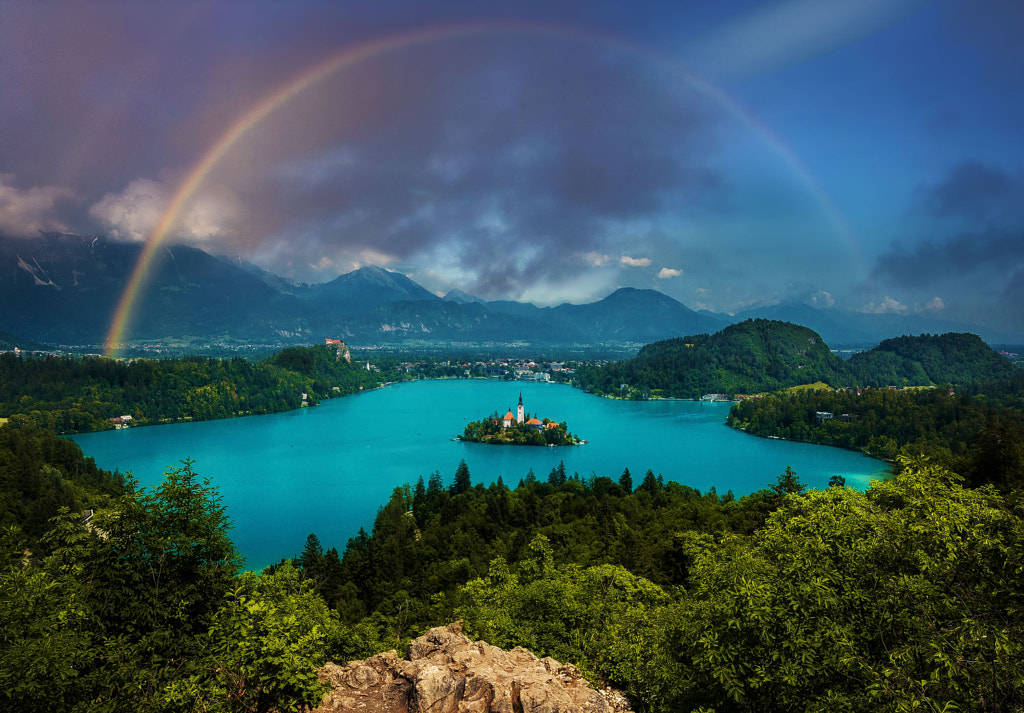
left=461, top=394, right=579, bottom=446
left=501, top=394, right=558, bottom=431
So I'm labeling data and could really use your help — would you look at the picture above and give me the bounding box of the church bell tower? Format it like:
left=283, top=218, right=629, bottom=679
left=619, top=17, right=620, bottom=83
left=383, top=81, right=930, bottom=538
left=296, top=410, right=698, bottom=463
left=517, top=393, right=525, bottom=424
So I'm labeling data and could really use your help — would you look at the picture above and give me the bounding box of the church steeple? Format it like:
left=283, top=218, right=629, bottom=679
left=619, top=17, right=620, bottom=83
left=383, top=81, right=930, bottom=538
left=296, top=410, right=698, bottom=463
left=517, top=393, right=524, bottom=424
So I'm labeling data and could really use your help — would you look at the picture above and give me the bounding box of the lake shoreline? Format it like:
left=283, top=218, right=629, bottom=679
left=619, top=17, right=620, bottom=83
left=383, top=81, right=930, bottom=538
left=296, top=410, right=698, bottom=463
left=72, top=380, right=890, bottom=571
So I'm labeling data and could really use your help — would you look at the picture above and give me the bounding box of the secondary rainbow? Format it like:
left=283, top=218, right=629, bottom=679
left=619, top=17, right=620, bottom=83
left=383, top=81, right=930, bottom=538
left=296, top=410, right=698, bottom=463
left=105, top=20, right=861, bottom=355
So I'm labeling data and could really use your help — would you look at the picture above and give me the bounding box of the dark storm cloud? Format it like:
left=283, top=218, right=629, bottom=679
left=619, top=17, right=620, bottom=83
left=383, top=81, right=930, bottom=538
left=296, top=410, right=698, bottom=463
left=1000, top=270, right=1024, bottom=327
left=873, top=231, right=1024, bottom=289
left=946, top=0, right=1024, bottom=67
left=927, top=162, right=1015, bottom=220
left=0, top=2, right=215, bottom=192
left=0, top=0, right=725, bottom=297
left=5, top=0, right=1024, bottom=332
left=226, top=36, right=724, bottom=294
left=875, top=160, right=1024, bottom=291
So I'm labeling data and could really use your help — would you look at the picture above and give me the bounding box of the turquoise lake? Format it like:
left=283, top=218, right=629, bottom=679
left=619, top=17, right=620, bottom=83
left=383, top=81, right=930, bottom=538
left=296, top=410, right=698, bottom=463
left=72, top=380, right=889, bottom=571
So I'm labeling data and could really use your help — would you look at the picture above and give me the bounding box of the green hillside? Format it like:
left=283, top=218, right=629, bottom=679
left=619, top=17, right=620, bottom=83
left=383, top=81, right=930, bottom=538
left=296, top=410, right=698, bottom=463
left=0, top=330, right=49, bottom=352
left=847, top=332, right=1018, bottom=386
left=576, top=319, right=843, bottom=398
left=576, top=322, right=1017, bottom=398
left=0, top=424, right=124, bottom=546
left=0, top=344, right=379, bottom=434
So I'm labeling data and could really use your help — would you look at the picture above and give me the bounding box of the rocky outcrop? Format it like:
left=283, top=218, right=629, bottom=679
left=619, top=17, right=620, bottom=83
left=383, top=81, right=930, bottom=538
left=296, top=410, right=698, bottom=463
left=312, top=622, right=632, bottom=713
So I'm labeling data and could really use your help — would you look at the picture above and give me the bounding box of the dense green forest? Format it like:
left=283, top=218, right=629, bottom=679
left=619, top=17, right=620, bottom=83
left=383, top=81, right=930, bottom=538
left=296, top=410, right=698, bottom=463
left=0, top=424, right=124, bottom=545
left=575, top=319, right=844, bottom=399
left=3, top=329, right=1024, bottom=711
left=728, top=377, right=1024, bottom=492
left=3, top=450, right=1022, bottom=711
left=0, top=344, right=379, bottom=433
left=574, top=321, right=1017, bottom=399
left=846, top=332, right=1019, bottom=386
left=1, top=459, right=356, bottom=713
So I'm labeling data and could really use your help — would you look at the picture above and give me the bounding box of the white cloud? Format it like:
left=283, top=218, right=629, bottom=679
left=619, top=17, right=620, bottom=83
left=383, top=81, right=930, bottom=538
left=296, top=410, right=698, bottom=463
left=179, top=189, right=240, bottom=242
left=580, top=251, right=611, bottom=267
left=917, top=296, right=945, bottom=314
left=691, top=287, right=713, bottom=311
left=311, top=256, right=336, bottom=271
left=518, top=272, right=612, bottom=306
left=858, top=296, right=909, bottom=315
left=356, top=248, right=396, bottom=266
left=90, top=178, right=239, bottom=243
left=685, top=0, right=929, bottom=81
left=809, top=290, right=835, bottom=308
left=89, top=178, right=167, bottom=242
left=344, top=251, right=399, bottom=274
left=619, top=255, right=651, bottom=268
left=0, top=174, right=74, bottom=236
left=657, top=267, right=684, bottom=279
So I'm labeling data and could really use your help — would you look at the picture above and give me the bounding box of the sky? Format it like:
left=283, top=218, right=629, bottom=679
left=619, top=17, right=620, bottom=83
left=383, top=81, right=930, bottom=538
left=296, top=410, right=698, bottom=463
left=2, top=0, right=1023, bottom=337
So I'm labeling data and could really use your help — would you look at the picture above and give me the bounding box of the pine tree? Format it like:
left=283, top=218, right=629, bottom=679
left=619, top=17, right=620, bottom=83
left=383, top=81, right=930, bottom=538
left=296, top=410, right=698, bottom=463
left=619, top=467, right=633, bottom=494
left=451, top=459, right=472, bottom=495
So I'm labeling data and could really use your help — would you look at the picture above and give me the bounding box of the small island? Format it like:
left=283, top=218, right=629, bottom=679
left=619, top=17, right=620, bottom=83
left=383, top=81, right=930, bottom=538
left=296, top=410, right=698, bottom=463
left=460, top=394, right=581, bottom=446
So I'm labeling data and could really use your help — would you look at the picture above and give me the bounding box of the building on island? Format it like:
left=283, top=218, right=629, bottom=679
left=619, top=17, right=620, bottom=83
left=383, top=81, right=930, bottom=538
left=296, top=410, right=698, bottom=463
left=502, top=394, right=526, bottom=428
left=498, top=394, right=558, bottom=431
left=463, top=393, right=576, bottom=446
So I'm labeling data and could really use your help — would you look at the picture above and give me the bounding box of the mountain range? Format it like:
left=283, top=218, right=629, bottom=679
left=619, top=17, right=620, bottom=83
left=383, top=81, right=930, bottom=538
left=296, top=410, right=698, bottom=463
left=1, top=233, right=1020, bottom=349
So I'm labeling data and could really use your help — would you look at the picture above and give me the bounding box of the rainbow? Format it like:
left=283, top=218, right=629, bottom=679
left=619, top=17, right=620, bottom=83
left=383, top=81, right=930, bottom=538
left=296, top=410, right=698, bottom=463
left=104, top=20, right=860, bottom=355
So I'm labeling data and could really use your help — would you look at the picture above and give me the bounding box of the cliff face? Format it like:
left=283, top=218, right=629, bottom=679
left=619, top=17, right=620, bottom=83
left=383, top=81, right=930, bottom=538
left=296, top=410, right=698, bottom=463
left=313, top=622, right=632, bottom=713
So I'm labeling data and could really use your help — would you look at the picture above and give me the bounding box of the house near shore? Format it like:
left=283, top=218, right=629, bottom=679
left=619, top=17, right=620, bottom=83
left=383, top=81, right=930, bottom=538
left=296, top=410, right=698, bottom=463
left=109, top=415, right=133, bottom=429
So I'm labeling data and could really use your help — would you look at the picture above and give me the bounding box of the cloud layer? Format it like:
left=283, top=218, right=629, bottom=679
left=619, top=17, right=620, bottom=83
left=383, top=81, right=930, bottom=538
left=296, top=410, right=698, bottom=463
left=89, top=179, right=239, bottom=244
left=0, top=175, right=74, bottom=236
left=2, top=0, right=1023, bottom=335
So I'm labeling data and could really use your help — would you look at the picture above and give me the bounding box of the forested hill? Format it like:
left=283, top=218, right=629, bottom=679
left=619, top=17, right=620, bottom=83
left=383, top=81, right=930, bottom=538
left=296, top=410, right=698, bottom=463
left=0, top=344, right=378, bottom=434
left=575, top=319, right=843, bottom=398
left=575, top=321, right=1017, bottom=398
left=0, top=424, right=124, bottom=546
left=846, top=332, right=1018, bottom=386
left=0, top=329, right=49, bottom=352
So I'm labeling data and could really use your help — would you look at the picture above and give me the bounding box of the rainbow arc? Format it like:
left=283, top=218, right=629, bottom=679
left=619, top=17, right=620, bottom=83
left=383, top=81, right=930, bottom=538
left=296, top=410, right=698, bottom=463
left=105, top=20, right=861, bottom=355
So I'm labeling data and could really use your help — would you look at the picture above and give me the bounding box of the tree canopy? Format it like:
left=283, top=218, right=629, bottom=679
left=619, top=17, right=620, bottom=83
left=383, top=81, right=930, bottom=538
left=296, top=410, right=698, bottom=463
left=0, top=345, right=379, bottom=434
left=574, top=323, right=1016, bottom=399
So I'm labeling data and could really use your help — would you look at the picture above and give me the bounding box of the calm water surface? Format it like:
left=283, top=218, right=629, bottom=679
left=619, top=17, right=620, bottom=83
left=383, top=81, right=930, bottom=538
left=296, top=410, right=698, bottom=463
left=72, top=380, right=888, bottom=570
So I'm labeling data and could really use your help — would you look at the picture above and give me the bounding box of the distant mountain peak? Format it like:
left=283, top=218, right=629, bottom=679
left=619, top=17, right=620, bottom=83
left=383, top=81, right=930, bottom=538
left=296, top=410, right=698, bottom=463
left=300, top=264, right=438, bottom=318
left=343, top=265, right=418, bottom=289
left=352, top=264, right=391, bottom=276
left=444, top=288, right=487, bottom=305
